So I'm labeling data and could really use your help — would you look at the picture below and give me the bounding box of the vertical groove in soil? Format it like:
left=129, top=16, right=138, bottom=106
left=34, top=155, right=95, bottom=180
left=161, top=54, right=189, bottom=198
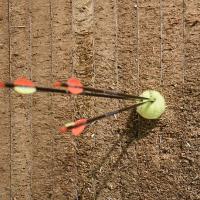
left=116, top=0, right=140, bottom=199
left=135, top=0, right=162, bottom=199
left=49, top=0, right=53, bottom=198
left=9, top=0, right=33, bottom=199
left=51, top=0, right=77, bottom=199
left=28, top=0, right=33, bottom=198
left=181, top=0, right=199, bottom=198
left=157, top=0, right=187, bottom=199
left=92, top=0, right=120, bottom=199
left=0, top=1, right=199, bottom=199
left=72, top=0, right=95, bottom=199
left=31, top=0, right=53, bottom=199
left=0, top=0, right=11, bottom=199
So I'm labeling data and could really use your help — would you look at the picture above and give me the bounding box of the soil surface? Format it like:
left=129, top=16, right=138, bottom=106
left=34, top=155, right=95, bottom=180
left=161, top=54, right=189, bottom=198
left=0, top=0, right=199, bottom=199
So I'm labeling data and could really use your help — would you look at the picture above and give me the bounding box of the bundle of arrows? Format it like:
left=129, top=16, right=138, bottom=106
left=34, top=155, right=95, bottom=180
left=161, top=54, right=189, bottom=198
left=0, top=77, right=166, bottom=136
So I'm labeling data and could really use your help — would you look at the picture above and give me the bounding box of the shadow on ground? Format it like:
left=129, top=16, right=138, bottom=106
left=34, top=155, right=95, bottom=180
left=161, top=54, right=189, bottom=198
left=77, top=108, right=159, bottom=199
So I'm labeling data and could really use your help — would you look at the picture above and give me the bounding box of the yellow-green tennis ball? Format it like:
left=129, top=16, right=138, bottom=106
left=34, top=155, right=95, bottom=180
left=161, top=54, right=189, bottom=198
left=136, top=90, right=166, bottom=119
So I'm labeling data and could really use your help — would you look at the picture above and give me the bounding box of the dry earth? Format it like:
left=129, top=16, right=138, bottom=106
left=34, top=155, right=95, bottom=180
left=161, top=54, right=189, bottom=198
left=0, top=0, right=199, bottom=199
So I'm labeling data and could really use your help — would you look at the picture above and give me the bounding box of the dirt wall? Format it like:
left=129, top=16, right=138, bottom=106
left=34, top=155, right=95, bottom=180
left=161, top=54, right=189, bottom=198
left=0, top=0, right=199, bottom=199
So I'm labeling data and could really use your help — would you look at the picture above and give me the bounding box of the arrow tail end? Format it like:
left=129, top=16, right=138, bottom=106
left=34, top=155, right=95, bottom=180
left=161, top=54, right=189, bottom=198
left=0, top=82, right=5, bottom=88
left=59, top=126, right=68, bottom=134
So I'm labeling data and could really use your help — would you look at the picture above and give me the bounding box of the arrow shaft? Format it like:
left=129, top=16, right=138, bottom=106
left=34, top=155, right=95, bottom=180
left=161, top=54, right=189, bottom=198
left=67, top=101, right=148, bottom=130
left=5, top=83, right=15, bottom=88
left=84, top=87, right=147, bottom=100
left=87, top=101, right=147, bottom=124
left=79, top=92, right=147, bottom=100
left=5, top=82, right=148, bottom=100
left=62, top=82, right=149, bottom=100
left=34, top=87, right=139, bottom=100
left=36, top=86, right=68, bottom=94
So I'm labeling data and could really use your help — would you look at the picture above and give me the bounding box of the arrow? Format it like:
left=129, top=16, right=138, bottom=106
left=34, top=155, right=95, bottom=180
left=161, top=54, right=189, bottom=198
left=54, top=77, right=149, bottom=101
left=59, top=101, right=149, bottom=136
left=1, top=78, right=149, bottom=101
left=1, top=78, right=150, bottom=101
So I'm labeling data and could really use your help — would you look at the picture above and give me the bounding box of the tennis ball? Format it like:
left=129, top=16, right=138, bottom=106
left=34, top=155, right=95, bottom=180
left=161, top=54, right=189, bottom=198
left=136, top=90, right=166, bottom=119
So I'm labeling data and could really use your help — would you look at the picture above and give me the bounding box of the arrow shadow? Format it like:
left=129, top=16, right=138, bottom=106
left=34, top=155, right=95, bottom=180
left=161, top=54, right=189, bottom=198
left=77, top=109, right=159, bottom=200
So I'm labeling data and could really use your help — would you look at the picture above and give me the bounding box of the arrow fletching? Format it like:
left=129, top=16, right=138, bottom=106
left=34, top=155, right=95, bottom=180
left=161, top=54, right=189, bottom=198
left=0, top=82, right=5, bottom=88
left=54, top=78, right=83, bottom=94
left=14, top=78, right=36, bottom=94
left=67, top=77, right=83, bottom=94
left=59, top=101, right=150, bottom=137
left=53, top=81, right=62, bottom=87
left=59, top=118, right=87, bottom=136
left=14, top=78, right=34, bottom=87
left=59, top=126, right=68, bottom=134
left=72, top=118, right=87, bottom=136
left=59, top=121, right=75, bottom=134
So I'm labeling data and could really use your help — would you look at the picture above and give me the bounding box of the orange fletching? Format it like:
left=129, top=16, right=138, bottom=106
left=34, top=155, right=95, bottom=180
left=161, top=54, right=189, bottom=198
left=67, top=77, right=83, bottom=94
left=14, top=78, right=35, bottom=87
left=75, top=118, right=87, bottom=126
left=53, top=81, right=61, bottom=87
left=0, top=82, right=5, bottom=88
left=72, top=126, right=86, bottom=136
left=72, top=118, right=87, bottom=136
left=59, top=126, right=68, bottom=134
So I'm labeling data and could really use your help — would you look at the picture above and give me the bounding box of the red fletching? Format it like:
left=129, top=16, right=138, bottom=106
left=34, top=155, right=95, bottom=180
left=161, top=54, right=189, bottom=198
left=75, top=118, right=87, bottom=126
left=72, top=125, right=86, bottom=136
left=14, top=78, right=35, bottom=87
left=72, top=118, right=87, bottom=136
left=67, top=77, right=83, bottom=94
left=59, top=126, right=68, bottom=134
left=53, top=81, right=62, bottom=87
left=0, top=82, right=5, bottom=88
